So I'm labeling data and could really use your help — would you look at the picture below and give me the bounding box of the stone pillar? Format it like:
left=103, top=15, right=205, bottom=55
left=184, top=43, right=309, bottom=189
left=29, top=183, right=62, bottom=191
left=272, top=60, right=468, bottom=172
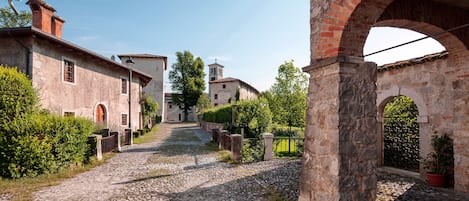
left=117, top=131, right=122, bottom=152
left=90, top=134, right=103, bottom=161
left=263, top=133, right=274, bottom=161
left=377, top=120, right=384, bottom=166
left=212, top=128, right=220, bottom=143
left=417, top=116, right=430, bottom=179
left=230, top=134, right=242, bottom=162
left=300, top=59, right=378, bottom=201
left=219, top=130, right=228, bottom=150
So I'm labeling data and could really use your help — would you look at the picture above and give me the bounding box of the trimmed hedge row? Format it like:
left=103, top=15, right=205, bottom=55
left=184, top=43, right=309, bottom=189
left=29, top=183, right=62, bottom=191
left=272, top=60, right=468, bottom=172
left=202, top=104, right=232, bottom=124
left=0, top=66, right=95, bottom=178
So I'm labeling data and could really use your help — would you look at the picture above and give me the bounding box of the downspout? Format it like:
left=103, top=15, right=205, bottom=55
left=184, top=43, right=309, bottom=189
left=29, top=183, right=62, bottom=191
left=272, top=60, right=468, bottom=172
left=8, top=31, right=32, bottom=78
left=125, top=58, right=135, bottom=130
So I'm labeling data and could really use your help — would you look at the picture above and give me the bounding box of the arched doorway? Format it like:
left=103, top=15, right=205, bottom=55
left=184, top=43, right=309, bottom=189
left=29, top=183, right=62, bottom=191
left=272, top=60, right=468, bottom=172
left=302, top=0, right=468, bottom=199
left=96, top=104, right=107, bottom=127
left=381, top=96, right=419, bottom=172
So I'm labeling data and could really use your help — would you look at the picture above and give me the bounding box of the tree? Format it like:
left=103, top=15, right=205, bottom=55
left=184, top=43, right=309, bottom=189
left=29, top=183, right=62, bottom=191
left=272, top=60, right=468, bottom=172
left=0, top=6, right=31, bottom=28
left=196, top=93, right=211, bottom=113
left=141, top=94, right=159, bottom=128
left=269, top=60, right=308, bottom=128
left=169, top=51, right=205, bottom=121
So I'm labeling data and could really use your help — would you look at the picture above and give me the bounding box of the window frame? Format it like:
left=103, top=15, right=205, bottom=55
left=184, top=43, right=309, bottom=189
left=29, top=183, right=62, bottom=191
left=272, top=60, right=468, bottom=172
left=121, top=113, right=128, bottom=126
left=121, top=77, right=128, bottom=95
left=62, top=57, right=76, bottom=84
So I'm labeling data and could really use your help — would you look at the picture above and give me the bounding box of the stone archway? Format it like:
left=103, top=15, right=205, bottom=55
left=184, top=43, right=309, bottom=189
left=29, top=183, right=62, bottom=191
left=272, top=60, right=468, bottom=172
left=301, top=0, right=469, bottom=200
left=376, top=89, right=430, bottom=177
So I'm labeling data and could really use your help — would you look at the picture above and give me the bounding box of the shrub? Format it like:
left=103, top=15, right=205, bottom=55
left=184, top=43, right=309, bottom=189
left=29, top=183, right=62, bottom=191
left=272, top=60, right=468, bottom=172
left=202, top=104, right=232, bottom=123
left=0, top=66, right=38, bottom=122
left=234, top=98, right=272, bottom=138
left=0, top=113, right=94, bottom=178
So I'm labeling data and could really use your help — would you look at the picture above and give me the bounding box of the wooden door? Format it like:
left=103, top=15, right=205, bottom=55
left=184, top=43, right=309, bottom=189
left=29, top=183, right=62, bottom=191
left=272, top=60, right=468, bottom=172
left=96, top=104, right=106, bottom=125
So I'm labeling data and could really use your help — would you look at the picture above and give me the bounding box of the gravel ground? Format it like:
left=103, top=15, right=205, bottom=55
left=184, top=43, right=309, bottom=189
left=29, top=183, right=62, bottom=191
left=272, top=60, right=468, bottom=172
left=3, top=123, right=463, bottom=201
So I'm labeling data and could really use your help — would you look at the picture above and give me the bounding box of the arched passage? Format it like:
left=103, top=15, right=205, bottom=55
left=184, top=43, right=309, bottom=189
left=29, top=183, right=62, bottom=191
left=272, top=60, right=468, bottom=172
left=378, top=95, right=421, bottom=172
left=302, top=0, right=469, bottom=199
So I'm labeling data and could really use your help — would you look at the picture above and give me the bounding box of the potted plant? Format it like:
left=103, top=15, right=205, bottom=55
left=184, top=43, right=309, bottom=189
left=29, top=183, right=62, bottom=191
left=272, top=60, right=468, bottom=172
left=422, top=133, right=454, bottom=187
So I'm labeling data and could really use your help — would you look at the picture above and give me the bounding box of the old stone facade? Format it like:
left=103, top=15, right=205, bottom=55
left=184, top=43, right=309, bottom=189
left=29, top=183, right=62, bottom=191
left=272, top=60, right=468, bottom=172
left=163, top=93, right=197, bottom=122
left=303, top=0, right=469, bottom=200
left=0, top=0, right=151, bottom=131
left=118, top=54, right=167, bottom=122
left=208, top=63, right=259, bottom=107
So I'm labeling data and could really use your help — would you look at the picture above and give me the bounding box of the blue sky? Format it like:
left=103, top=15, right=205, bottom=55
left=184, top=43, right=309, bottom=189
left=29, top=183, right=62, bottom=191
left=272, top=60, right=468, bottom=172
left=3, top=0, right=445, bottom=92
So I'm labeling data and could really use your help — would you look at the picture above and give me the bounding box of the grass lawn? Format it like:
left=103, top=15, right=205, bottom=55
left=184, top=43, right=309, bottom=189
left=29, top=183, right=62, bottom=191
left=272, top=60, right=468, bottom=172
left=274, top=138, right=303, bottom=157
left=0, top=153, right=114, bottom=201
left=133, top=125, right=160, bottom=144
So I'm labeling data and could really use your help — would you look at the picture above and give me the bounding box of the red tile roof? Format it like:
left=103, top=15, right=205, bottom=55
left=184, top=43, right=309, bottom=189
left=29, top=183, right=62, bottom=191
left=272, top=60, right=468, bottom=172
left=378, top=51, right=448, bottom=72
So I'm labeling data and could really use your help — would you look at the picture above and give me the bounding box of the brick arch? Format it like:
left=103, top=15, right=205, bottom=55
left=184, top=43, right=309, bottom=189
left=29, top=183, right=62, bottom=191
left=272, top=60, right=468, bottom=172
left=311, top=0, right=468, bottom=61
left=374, top=20, right=467, bottom=57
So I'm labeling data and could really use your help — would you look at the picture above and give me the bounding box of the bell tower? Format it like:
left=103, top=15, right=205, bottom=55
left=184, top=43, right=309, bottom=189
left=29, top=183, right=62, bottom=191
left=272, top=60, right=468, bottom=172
left=208, top=62, right=224, bottom=81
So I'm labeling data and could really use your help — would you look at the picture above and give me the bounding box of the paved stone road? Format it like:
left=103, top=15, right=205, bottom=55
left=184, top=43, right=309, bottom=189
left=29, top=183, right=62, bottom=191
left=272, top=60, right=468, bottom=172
left=27, top=123, right=469, bottom=201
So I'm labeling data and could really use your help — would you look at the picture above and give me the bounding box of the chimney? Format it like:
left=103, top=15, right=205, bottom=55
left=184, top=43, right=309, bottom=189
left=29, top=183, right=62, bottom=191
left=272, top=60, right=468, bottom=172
left=27, top=0, right=65, bottom=38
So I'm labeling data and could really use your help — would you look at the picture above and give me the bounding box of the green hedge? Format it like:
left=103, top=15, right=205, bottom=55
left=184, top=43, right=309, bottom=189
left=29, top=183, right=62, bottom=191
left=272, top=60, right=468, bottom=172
left=202, top=104, right=232, bottom=123
left=0, top=66, right=95, bottom=178
left=0, top=66, right=38, bottom=122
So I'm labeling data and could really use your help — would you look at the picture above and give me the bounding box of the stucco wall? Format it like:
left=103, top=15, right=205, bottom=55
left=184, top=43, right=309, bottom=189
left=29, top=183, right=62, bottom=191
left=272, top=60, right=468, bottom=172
left=164, top=95, right=196, bottom=122
left=0, top=37, right=30, bottom=74
left=210, top=80, right=259, bottom=107
left=119, top=56, right=165, bottom=120
left=29, top=38, right=143, bottom=131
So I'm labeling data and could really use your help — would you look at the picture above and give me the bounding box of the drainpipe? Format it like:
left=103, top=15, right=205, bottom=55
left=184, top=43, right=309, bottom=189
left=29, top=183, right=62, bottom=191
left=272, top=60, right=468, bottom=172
left=125, top=57, right=135, bottom=144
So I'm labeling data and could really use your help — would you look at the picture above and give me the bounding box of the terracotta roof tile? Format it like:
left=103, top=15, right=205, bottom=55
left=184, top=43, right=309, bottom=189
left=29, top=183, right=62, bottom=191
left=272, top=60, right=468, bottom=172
left=378, top=51, right=448, bottom=72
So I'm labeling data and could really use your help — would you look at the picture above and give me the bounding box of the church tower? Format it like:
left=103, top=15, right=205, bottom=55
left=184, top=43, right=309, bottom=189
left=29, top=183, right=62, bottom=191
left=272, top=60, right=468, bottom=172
left=208, top=62, right=224, bottom=81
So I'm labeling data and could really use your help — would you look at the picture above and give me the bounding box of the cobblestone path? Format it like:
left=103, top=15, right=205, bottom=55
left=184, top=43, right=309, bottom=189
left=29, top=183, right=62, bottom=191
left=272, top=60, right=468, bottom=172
left=28, top=123, right=469, bottom=201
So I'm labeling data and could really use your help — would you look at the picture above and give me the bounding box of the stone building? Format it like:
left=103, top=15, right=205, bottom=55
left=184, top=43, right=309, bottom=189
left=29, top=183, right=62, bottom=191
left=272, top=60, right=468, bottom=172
left=301, top=0, right=469, bottom=200
left=0, top=0, right=151, bottom=131
left=208, top=63, right=259, bottom=107
left=118, top=54, right=167, bottom=123
left=163, top=93, right=197, bottom=122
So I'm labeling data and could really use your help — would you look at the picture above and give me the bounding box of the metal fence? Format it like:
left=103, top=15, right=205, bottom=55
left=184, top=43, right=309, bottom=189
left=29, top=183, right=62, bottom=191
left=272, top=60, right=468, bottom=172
left=273, top=136, right=304, bottom=157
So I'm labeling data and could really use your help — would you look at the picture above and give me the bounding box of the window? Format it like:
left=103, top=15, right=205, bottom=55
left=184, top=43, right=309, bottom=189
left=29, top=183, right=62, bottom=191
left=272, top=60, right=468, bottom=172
left=214, top=94, right=218, bottom=100
left=214, top=103, right=218, bottom=106
left=210, top=77, right=215, bottom=81
left=121, top=78, right=128, bottom=94
left=121, top=114, right=128, bottom=125
left=64, top=112, right=75, bottom=117
left=222, top=84, right=226, bottom=89
left=169, top=102, right=172, bottom=109
left=63, top=59, right=75, bottom=83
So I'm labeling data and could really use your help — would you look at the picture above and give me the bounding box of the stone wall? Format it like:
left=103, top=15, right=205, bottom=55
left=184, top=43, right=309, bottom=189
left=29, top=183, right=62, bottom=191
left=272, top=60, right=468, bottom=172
left=300, top=59, right=377, bottom=200
left=377, top=52, right=469, bottom=191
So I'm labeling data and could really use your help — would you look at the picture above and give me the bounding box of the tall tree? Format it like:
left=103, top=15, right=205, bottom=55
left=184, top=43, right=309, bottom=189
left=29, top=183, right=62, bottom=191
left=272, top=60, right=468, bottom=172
left=269, top=60, right=308, bottom=128
left=169, top=51, right=205, bottom=121
left=0, top=6, right=31, bottom=28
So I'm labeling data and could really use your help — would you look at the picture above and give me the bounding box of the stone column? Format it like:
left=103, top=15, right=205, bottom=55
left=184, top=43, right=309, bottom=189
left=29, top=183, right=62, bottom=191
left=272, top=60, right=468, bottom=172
left=91, top=134, right=103, bottom=161
left=230, top=134, right=242, bottom=162
left=219, top=130, right=228, bottom=150
left=117, top=131, right=122, bottom=152
left=263, top=133, right=274, bottom=161
left=300, top=58, right=377, bottom=201
left=377, top=120, right=384, bottom=166
left=417, top=115, right=430, bottom=179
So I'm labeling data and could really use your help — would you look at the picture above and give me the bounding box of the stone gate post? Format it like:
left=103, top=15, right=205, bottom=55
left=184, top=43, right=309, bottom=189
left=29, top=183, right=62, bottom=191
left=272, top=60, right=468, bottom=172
left=300, top=58, right=378, bottom=201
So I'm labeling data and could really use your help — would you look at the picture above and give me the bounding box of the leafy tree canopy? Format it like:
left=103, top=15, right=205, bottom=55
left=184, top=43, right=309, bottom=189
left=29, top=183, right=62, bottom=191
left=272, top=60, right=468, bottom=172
left=169, top=51, right=205, bottom=121
left=0, top=6, right=31, bottom=28
left=268, top=60, right=308, bottom=128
